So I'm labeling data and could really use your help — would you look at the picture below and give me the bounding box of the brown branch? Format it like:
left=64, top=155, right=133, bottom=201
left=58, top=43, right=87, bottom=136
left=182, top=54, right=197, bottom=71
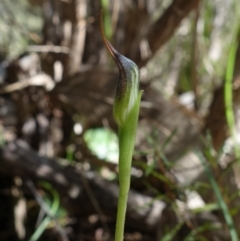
left=0, top=140, right=165, bottom=233
left=63, top=0, right=87, bottom=77
left=139, top=0, right=201, bottom=67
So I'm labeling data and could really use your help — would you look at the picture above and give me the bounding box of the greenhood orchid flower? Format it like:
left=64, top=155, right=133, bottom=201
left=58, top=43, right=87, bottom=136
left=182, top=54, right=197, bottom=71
left=100, top=21, right=141, bottom=127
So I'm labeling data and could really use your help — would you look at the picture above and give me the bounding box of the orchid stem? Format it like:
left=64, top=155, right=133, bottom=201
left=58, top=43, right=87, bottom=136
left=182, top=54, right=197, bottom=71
left=115, top=95, right=141, bottom=241
left=100, top=13, right=142, bottom=241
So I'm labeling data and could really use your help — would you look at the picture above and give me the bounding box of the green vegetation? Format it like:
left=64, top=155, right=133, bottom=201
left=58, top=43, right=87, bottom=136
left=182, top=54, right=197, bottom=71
left=2, top=0, right=240, bottom=240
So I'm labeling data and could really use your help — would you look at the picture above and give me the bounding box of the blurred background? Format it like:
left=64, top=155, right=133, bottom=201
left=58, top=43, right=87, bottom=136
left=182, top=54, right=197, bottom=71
left=1, top=0, right=240, bottom=240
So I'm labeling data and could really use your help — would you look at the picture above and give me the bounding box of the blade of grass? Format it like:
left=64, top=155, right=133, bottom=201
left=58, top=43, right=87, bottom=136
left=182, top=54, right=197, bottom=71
left=224, top=38, right=240, bottom=162
left=197, top=151, right=238, bottom=241
left=161, top=223, right=183, bottom=241
left=183, top=223, right=221, bottom=241
left=160, top=127, right=178, bottom=152
left=28, top=184, right=60, bottom=241
left=192, top=203, right=220, bottom=213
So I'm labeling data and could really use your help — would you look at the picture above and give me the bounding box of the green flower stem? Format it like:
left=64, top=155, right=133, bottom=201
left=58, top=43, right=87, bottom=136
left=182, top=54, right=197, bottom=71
left=100, top=14, right=142, bottom=241
left=115, top=93, right=142, bottom=241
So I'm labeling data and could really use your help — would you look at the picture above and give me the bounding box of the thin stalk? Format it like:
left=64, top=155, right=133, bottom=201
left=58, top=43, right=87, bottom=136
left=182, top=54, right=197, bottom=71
left=198, top=152, right=238, bottom=241
left=224, top=41, right=240, bottom=161
left=115, top=96, right=141, bottom=241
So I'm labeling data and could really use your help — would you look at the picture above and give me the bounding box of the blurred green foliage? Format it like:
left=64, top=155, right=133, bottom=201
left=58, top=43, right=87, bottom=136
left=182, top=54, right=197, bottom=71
left=83, top=127, right=119, bottom=162
left=0, top=0, right=42, bottom=58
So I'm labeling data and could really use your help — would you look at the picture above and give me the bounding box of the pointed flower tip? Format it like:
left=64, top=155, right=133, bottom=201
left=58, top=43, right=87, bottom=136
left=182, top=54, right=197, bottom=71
left=100, top=13, right=140, bottom=127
